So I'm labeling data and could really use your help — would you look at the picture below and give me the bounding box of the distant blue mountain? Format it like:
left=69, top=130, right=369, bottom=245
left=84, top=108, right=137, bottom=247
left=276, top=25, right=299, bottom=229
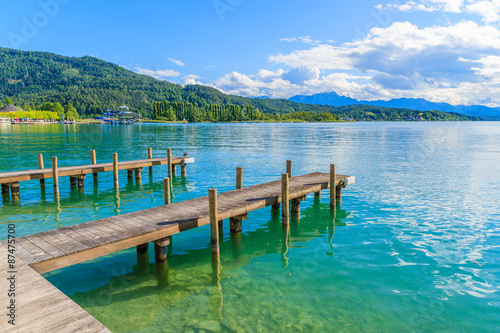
left=289, top=92, right=500, bottom=117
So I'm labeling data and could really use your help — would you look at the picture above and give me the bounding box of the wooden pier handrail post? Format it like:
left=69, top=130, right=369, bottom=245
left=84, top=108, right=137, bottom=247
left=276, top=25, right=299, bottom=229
left=52, top=157, right=59, bottom=195
left=148, top=147, right=153, bottom=175
left=90, top=150, right=98, bottom=182
left=167, top=149, right=172, bottom=178
left=330, top=164, right=336, bottom=210
left=164, top=177, right=171, bottom=205
left=286, top=160, right=292, bottom=178
left=282, top=173, right=289, bottom=225
left=236, top=167, right=243, bottom=189
left=38, top=153, right=45, bottom=188
left=113, top=153, right=119, bottom=187
left=209, top=188, right=219, bottom=254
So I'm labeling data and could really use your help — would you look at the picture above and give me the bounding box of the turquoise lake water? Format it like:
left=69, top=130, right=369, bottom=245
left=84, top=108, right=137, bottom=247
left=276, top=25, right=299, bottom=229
left=1, top=122, right=499, bottom=332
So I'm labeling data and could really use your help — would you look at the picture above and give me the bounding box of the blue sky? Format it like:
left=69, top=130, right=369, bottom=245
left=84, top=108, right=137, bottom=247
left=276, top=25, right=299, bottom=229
left=1, top=0, right=500, bottom=106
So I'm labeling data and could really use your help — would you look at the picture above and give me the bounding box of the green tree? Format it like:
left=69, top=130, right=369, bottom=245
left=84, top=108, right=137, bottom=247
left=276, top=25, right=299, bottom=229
left=5, top=97, right=13, bottom=105
left=64, top=103, right=79, bottom=120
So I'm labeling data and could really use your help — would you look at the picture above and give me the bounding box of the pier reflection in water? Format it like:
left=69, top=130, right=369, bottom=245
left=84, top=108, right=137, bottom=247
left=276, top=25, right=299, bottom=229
left=59, top=199, right=350, bottom=332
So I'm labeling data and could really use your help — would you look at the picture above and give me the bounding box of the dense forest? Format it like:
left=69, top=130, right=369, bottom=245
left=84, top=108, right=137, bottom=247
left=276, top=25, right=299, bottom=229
left=0, top=47, right=479, bottom=121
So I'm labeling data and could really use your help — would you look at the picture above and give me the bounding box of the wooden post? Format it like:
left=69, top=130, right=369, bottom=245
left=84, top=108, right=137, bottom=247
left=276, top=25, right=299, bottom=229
left=336, top=185, right=342, bottom=201
left=113, top=153, right=119, bottom=187
left=286, top=160, right=292, bottom=178
left=236, top=167, right=243, bottom=189
left=163, top=177, right=171, bottom=205
left=127, top=170, right=133, bottom=179
left=181, top=164, right=186, bottom=175
left=52, top=157, right=59, bottom=195
left=1, top=184, right=9, bottom=195
left=148, top=147, right=153, bottom=175
left=154, top=238, right=170, bottom=287
left=314, top=191, right=321, bottom=199
left=10, top=183, right=20, bottom=199
left=70, top=177, right=77, bottom=188
left=230, top=213, right=246, bottom=234
left=282, top=173, right=289, bottom=224
left=209, top=188, right=219, bottom=254
left=291, top=198, right=301, bottom=214
left=172, top=164, right=177, bottom=176
left=90, top=150, right=98, bottom=182
left=135, top=168, right=142, bottom=181
left=167, top=149, right=172, bottom=178
left=77, top=176, right=85, bottom=190
left=136, top=242, right=149, bottom=275
left=330, top=164, right=336, bottom=210
left=38, top=153, right=45, bottom=188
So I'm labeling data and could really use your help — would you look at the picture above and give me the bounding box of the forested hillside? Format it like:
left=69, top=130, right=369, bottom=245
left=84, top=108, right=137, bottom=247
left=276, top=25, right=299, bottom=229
left=0, top=47, right=480, bottom=121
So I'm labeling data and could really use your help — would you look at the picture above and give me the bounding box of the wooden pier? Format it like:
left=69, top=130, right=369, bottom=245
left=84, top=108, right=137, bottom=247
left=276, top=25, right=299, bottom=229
left=0, top=163, right=354, bottom=331
left=0, top=148, right=194, bottom=201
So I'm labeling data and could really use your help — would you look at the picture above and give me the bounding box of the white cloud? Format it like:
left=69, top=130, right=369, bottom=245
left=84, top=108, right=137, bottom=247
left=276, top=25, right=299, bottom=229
left=380, top=0, right=500, bottom=23
left=169, top=58, right=185, bottom=66
left=212, top=20, right=500, bottom=106
left=279, top=35, right=320, bottom=44
left=135, top=68, right=180, bottom=79
left=182, top=74, right=203, bottom=85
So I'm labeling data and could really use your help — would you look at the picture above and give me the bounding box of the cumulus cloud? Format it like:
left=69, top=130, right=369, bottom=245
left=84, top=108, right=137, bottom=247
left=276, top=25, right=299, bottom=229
left=169, top=58, right=185, bottom=66
left=135, top=68, right=180, bottom=79
left=380, top=0, right=500, bottom=23
left=212, top=20, right=500, bottom=106
left=182, top=74, right=203, bottom=85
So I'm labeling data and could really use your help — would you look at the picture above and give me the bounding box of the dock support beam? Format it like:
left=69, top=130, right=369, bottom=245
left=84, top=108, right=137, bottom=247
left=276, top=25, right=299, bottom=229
left=135, top=168, right=142, bottom=181
left=181, top=163, right=186, bottom=175
left=70, top=177, right=77, bottom=188
left=291, top=198, right=301, bottom=214
left=330, top=164, right=336, bottom=210
left=282, top=173, right=289, bottom=225
left=136, top=242, right=149, bottom=275
left=236, top=167, right=243, bottom=189
left=230, top=213, right=246, bottom=234
left=209, top=188, right=219, bottom=254
left=77, top=176, right=85, bottom=190
left=164, top=177, right=171, bottom=205
left=148, top=147, right=153, bottom=175
left=52, top=157, right=59, bottom=196
left=172, top=164, right=177, bottom=176
left=38, top=153, right=45, bottom=189
left=167, top=149, right=172, bottom=178
left=314, top=191, right=321, bottom=199
left=90, top=150, right=97, bottom=183
left=1, top=184, right=9, bottom=195
left=154, top=237, right=170, bottom=287
left=336, top=185, right=342, bottom=202
left=113, top=153, right=119, bottom=188
left=10, top=182, right=20, bottom=200
left=127, top=170, right=133, bottom=179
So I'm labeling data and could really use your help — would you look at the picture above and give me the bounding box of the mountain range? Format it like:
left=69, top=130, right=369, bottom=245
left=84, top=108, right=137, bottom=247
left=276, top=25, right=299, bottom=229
left=289, top=92, right=500, bottom=117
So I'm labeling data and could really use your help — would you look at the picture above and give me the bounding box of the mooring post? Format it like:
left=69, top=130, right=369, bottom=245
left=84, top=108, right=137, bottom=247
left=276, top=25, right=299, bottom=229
left=172, top=164, right=177, bottom=176
left=209, top=188, right=219, bottom=254
left=291, top=198, right=301, bottom=214
left=148, top=147, right=153, bottom=175
left=154, top=237, right=170, bottom=287
left=52, top=157, right=59, bottom=195
left=38, top=153, right=45, bottom=188
left=113, top=153, right=119, bottom=188
left=236, top=167, right=243, bottom=189
left=163, top=177, right=171, bottom=205
left=181, top=163, right=186, bottom=176
left=77, top=176, right=85, bottom=190
left=286, top=160, right=292, bottom=178
left=90, top=150, right=98, bottom=183
left=336, top=185, right=342, bottom=202
left=167, top=149, right=172, bottom=178
left=282, top=173, right=289, bottom=224
left=330, top=164, right=336, bottom=210
left=136, top=242, right=149, bottom=275
left=10, top=182, right=20, bottom=200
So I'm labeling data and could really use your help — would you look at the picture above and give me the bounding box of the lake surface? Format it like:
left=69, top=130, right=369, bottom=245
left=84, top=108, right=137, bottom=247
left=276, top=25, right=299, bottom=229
left=1, top=122, right=499, bottom=332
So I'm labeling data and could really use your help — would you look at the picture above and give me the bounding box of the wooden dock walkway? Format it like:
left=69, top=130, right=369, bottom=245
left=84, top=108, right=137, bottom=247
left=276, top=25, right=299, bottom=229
left=2, top=171, right=354, bottom=274
left=0, top=244, right=110, bottom=332
left=0, top=148, right=194, bottom=201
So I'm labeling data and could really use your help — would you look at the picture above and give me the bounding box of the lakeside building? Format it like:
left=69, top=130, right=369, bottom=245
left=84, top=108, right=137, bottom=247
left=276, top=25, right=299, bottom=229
left=0, top=104, right=24, bottom=112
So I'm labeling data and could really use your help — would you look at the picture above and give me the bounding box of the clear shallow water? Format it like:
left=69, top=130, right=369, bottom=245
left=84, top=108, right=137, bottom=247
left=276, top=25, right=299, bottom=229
left=1, top=122, right=499, bottom=332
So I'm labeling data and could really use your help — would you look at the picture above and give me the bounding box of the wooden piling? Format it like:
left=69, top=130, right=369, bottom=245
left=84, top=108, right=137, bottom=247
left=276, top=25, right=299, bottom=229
left=135, top=168, right=142, bottom=181
left=127, top=170, right=133, bottom=179
left=52, top=157, right=59, bottom=195
left=163, top=177, right=171, bottom=205
left=236, top=167, right=243, bottom=189
left=10, top=182, right=20, bottom=199
left=291, top=198, right=301, bottom=214
left=286, top=160, right=292, bottom=178
left=230, top=213, right=247, bottom=234
left=209, top=188, right=219, bottom=254
left=136, top=242, right=149, bottom=275
left=38, top=153, right=45, bottom=188
left=172, top=164, right=177, bottom=176
left=148, top=147, right=153, bottom=175
left=167, top=149, right=172, bottom=178
left=77, top=176, right=85, bottom=190
left=1, top=184, right=9, bottom=195
left=70, top=177, right=77, bottom=188
left=113, top=153, right=119, bottom=187
left=181, top=164, right=186, bottom=175
left=282, top=173, right=289, bottom=224
left=336, top=185, right=342, bottom=201
left=90, top=150, right=98, bottom=182
left=154, top=238, right=169, bottom=287
left=314, top=191, right=321, bottom=199
left=330, top=164, right=336, bottom=210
